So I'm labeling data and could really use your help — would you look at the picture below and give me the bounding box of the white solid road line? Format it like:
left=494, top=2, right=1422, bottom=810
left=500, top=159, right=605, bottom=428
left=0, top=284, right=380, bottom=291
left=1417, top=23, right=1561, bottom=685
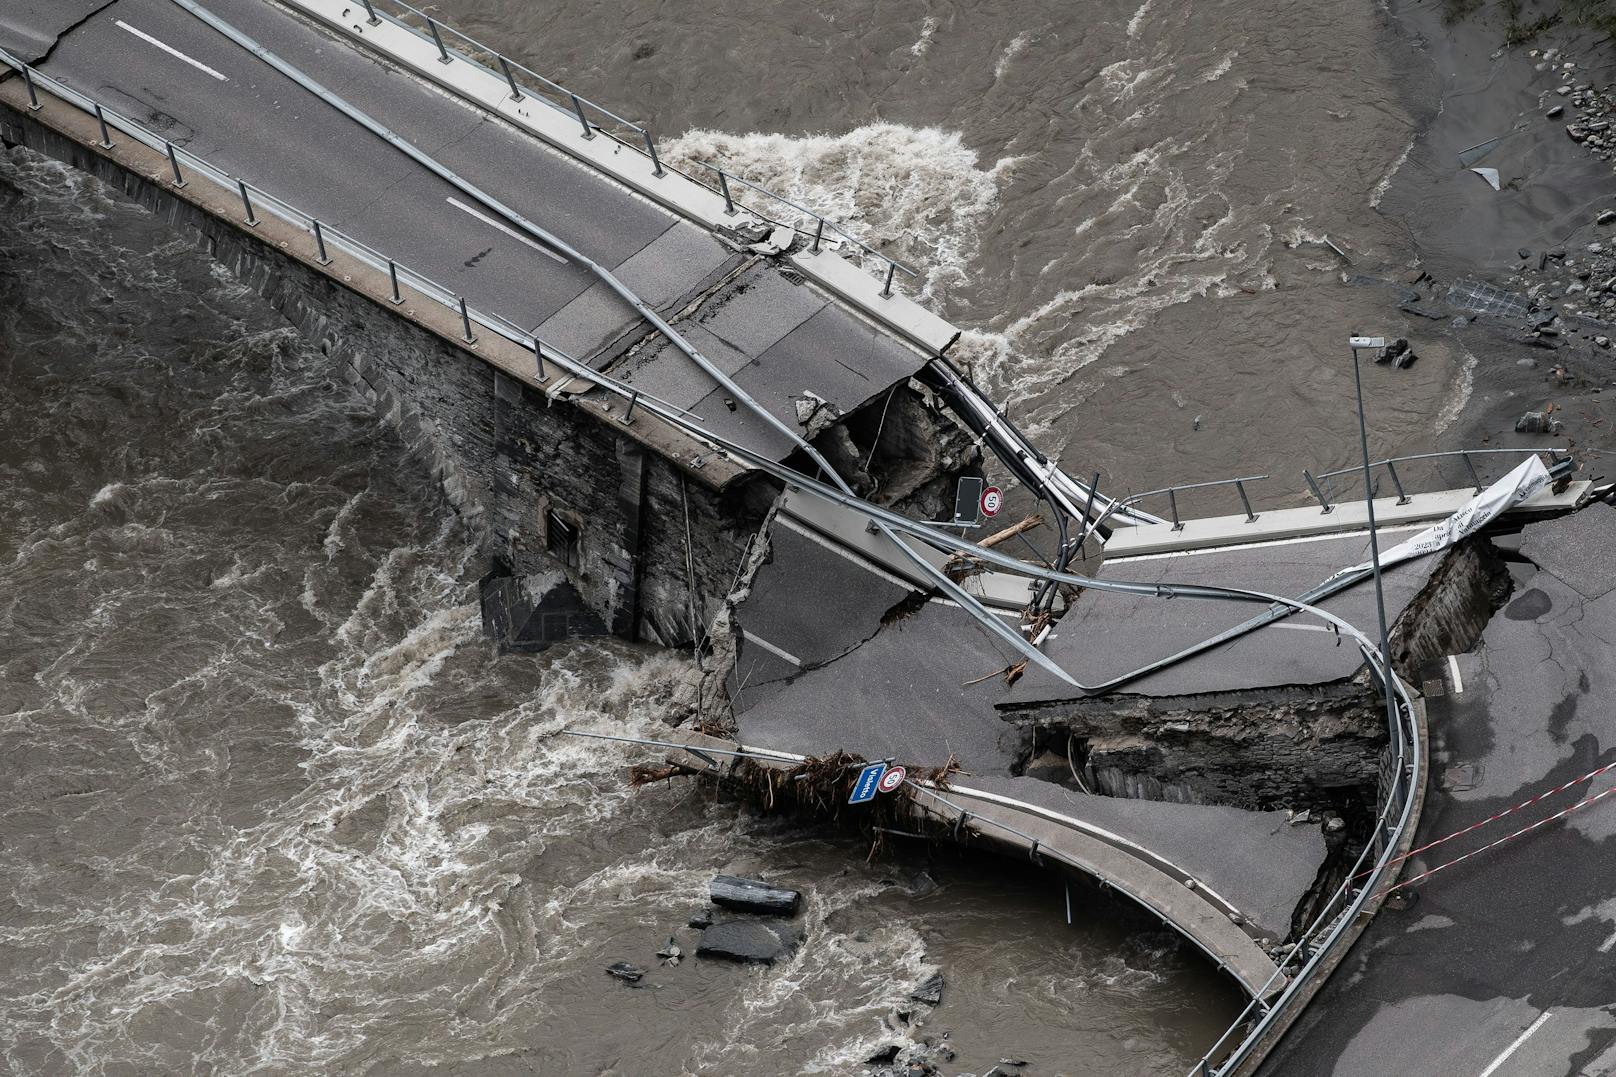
left=1479, top=1010, right=1553, bottom=1077
left=1448, top=653, right=1466, bottom=694
left=738, top=629, right=802, bottom=668
left=446, top=197, right=568, bottom=264
left=116, top=21, right=229, bottom=81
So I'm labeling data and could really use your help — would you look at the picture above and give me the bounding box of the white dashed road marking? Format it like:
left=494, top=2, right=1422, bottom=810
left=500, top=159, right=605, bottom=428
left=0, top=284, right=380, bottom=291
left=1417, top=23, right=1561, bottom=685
left=1478, top=1010, right=1553, bottom=1077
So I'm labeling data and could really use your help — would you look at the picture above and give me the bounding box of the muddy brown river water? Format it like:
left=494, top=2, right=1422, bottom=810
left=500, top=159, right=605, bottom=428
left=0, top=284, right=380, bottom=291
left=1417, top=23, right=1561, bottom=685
left=0, top=0, right=1479, bottom=1072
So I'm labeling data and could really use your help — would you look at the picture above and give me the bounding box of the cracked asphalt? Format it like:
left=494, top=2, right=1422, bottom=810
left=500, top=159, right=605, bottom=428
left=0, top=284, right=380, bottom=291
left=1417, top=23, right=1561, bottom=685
left=1259, top=502, right=1616, bottom=1077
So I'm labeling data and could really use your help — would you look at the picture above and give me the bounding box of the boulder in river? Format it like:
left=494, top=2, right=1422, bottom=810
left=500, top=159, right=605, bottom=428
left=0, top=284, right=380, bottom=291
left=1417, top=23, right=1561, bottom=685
left=709, top=874, right=802, bottom=917
left=606, top=962, right=645, bottom=984
left=695, top=919, right=802, bottom=964
left=909, top=972, right=945, bottom=1005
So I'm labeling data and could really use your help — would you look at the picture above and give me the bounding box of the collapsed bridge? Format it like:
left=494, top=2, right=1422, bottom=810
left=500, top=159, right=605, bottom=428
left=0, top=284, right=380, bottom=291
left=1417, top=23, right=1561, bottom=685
left=1, top=2, right=1609, bottom=1074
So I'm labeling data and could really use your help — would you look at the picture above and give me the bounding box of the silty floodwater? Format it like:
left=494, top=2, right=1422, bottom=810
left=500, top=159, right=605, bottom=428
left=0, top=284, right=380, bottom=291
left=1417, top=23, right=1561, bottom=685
left=419, top=0, right=1466, bottom=509
left=0, top=135, right=1239, bottom=1077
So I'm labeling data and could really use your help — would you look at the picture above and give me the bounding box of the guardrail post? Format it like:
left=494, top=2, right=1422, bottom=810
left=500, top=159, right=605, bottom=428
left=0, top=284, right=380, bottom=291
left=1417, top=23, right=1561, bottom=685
left=312, top=219, right=332, bottom=265
left=458, top=297, right=477, bottom=344
left=426, top=18, right=452, bottom=64
left=811, top=218, right=825, bottom=253
left=497, top=55, right=523, bottom=100
left=716, top=169, right=735, bottom=214
left=569, top=94, right=594, bottom=139
left=621, top=391, right=639, bottom=425
left=881, top=261, right=896, bottom=298
left=93, top=104, right=114, bottom=149
left=1167, top=488, right=1183, bottom=531
left=1197, top=1059, right=1212, bottom=1077
left=165, top=142, right=187, bottom=188
left=532, top=338, right=549, bottom=382
left=1235, top=479, right=1257, bottom=523
left=387, top=259, right=403, bottom=304
left=1461, top=451, right=1482, bottom=493
left=642, top=130, right=664, bottom=177
left=1385, top=460, right=1410, bottom=504
left=1302, top=470, right=1332, bottom=513
left=21, top=66, right=42, bottom=112
left=360, top=0, right=380, bottom=25
left=237, top=180, right=259, bottom=227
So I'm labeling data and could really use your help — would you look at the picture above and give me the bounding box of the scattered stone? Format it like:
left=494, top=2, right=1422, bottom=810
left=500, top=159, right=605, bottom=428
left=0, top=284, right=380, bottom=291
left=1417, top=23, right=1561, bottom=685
left=695, top=919, right=802, bottom=964
left=1377, top=338, right=1416, bottom=368
left=710, top=874, right=802, bottom=917
left=657, top=936, right=683, bottom=967
left=1548, top=104, right=1565, bottom=118
left=606, top=962, right=645, bottom=984
left=907, top=871, right=940, bottom=898
left=866, top=1044, right=902, bottom=1065
left=688, top=908, right=715, bottom=930
left=910, top=972, right=946, bottom=1005
left=1558, top=85, right=1573, bottom=95
left=1596, top=336, right=1611, bottom=348
left=1515, top=410, right=1564, bottom=435
left=1519, top=247, right=1533, bottom=259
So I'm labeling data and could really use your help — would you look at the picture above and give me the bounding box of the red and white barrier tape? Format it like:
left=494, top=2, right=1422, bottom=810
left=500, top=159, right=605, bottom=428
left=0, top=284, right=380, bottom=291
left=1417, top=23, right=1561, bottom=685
left=1377, top=780, right=1616, bottom=897
left=1355, top=757, right=1616, bottom=884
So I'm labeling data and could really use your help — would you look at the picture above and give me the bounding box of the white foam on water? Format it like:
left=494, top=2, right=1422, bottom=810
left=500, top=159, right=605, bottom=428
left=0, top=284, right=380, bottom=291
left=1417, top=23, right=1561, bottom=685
left=995, top=32, right=1032, bottom=79
left=1370, top=137, right=1414, bottom=209
left=662, top=123, right=1019, bottom=305
left=1433, top=344, right=1477, bottom=435
left=1202, top=50, right=1238, bottom=81
left=909, top=15, right=939, bottom=57
left=1127, top=0, right=1154, bottom=37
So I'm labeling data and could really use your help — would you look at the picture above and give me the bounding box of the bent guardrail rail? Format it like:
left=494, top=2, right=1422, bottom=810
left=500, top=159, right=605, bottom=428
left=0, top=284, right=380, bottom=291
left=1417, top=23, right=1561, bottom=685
left=1, top=53, right=1427, bottom=1076
left=1303, top=447, right=1571, bottom=514
left=345, top=0, right=916, bottom=290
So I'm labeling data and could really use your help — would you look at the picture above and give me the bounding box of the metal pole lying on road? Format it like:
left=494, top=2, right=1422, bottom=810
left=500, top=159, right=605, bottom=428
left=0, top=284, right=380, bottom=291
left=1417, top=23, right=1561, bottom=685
left=1350, top=336, right=1400, bottom=747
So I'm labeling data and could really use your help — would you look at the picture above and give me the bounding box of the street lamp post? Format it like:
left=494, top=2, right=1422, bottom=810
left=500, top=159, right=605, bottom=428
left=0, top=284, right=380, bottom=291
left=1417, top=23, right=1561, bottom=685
left=1347, top=335, right=1400, bottom=746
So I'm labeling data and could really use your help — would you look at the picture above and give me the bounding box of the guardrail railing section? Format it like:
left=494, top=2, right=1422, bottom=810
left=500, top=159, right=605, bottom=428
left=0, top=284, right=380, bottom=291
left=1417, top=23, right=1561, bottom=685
left=3, top=49, right=1428, bottom=1077
left=354, top=0, right=917, bottom=294
left=1301, top=448, right=1569, bottom=515
left=0, top=47, right=702, bottom=428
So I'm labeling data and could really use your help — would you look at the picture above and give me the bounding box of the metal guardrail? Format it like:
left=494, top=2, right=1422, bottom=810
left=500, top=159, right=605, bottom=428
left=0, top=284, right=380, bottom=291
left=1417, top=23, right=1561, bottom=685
left=1115, top=474, right=1270, bottom=531
left=355, top=0, right=917, bottom=291
left=6, top=54, right=1425, bottom=1077
left=2, top=49, right=710, bottom=428
left=1187, top=651, right=1419, bottom=1076
left=1302, top=448, right=1565, bottom=514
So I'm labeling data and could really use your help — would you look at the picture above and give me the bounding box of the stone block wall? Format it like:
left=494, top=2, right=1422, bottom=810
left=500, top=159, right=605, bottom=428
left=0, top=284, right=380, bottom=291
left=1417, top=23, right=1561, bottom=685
left=2, top=102, right=767, bottom=649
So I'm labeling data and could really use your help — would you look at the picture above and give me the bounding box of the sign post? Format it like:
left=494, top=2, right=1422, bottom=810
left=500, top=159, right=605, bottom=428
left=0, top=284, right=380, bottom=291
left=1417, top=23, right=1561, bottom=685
left=849, top=762, right=887, bottom=804
left=980, top=485, right=1003, bottom=518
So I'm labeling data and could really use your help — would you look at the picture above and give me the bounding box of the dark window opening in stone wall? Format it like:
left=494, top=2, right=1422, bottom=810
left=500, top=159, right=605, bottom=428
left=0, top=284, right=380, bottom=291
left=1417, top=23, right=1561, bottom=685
left=546, top=509, right=580, bottom=571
